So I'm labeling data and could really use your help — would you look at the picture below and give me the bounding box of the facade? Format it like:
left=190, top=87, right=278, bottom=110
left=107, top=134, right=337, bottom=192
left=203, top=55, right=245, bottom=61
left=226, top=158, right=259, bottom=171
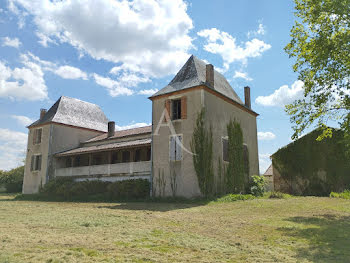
left=23, top=55, right=259, bottom=197
left=269, top=128, right=350, bottom=196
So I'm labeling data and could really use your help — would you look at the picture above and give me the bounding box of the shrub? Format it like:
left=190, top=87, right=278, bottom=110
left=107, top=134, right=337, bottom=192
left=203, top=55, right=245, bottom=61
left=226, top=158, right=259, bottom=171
left=214, top=194, right=255, bottom=203
left=330, top=189, right=350, bottom=199
left=250, top=175, right=266, bottom=197
left=0, top=166, right=24, bottom=193
left=267, top=191, right=291, bottom=199
left=39, top=177, right=150, bottom=201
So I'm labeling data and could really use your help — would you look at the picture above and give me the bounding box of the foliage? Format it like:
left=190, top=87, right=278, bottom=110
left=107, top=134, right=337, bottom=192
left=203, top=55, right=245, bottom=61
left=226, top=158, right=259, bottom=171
left=214, top=193, right=255, bottom=203
left=272, top=128, right=350, bottom=195
left=226, top=119, right=245, bottom=194
left=191, top=108, right=214, bottom=197
left=330, top=189, right=350, bottom=199
left=0, top=166, right=24, bottom=193
left=250, top=175, right=266, bottom=197
left=169, top=167, right=178, bottom=197
left=39, top=177, right=150, bottom=201
left=285, top=0, right=350, bottom=145
left=267, top=191, right=292, bottom=199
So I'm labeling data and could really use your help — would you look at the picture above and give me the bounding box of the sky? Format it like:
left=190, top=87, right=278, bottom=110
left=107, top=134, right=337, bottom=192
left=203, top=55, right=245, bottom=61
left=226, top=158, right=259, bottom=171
left=0, top=0, right=307, bottom=172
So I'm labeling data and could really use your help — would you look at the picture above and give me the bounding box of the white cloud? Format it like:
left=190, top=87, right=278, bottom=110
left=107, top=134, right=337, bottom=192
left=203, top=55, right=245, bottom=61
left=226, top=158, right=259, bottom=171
left=258, top=131, right=276, bottom=141
left=55, top=66, right=87, bottom=80
left=2, top=36, right=21, bottom=48
left=116, top=122, right=150, bottom=131
left=233, top=71, right=252, bottom=81
left=36, top=31, right=56, bottom=47
left=0, top=128, right=27, bottom=171
left=259, top=153, right=271, bottom=174
left=10, top=0, right=194, bottom=88
left=138, top=89, right=158, bottom=95
left=255, top=80, right=304, bottom=107
left=247, top=23, right=265, bottom=38
left=0, top=60, right=48, bottom=101
left=197, top=28, right=271, bottom=70
left=11, top=115, right=34, bottom=126
left=93, top=73, right=134, bottom=97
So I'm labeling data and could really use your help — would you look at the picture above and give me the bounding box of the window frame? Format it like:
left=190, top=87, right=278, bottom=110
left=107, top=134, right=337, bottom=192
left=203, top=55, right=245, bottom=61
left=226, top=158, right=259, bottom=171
left=31, top=154, right=42, bottom=172
left=222, top=136, right=229, bottom=163
left=33, top=128, right=42, bottom=145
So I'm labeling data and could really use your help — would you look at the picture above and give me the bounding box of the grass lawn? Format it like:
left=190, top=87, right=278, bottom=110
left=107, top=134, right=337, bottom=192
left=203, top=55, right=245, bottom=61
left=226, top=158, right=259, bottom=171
left=0, top=194, right=350, bottom=262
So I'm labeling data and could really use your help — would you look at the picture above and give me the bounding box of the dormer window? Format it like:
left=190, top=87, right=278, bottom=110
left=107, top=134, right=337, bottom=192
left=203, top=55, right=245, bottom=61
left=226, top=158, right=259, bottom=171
left=33, top=128, right=42, bottom=145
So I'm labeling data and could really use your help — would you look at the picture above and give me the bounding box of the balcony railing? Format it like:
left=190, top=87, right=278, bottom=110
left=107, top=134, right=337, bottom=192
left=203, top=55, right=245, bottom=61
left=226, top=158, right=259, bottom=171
left=55, top=161, right=151, bottom=178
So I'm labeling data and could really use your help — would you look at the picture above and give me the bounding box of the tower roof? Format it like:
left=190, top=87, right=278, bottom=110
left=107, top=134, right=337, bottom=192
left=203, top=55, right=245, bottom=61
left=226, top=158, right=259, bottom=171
left=28, top=96, right=108, bottom=132
left=150, top=55, right=243, bottom=104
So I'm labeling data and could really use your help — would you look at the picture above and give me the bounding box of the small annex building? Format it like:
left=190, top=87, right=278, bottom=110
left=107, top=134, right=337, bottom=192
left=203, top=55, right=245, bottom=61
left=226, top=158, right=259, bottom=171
left=23, top=55, right=260, bottom=198
left=267, top=128, right=350, bottom=196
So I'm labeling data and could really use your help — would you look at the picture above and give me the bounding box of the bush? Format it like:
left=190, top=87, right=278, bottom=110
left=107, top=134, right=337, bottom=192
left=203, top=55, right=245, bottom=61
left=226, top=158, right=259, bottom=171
left=330, top=189, right=350, bottom=199
left=267, top=191, right=291, bottom=199
left=39, top=177, right=150, bottom=201
left=250, top=175, right=265, bottom=197
left=0, top=166, right=24, bottom=193
left=214, top=194, right=255, bottom=203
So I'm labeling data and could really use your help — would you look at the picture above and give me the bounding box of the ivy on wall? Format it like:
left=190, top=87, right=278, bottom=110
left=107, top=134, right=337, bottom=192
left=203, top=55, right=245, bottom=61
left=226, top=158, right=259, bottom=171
left=191, top=108, right=214, bottom=197
left=272, top=128, right=350, bottom=195
left=225, top=119, right=245, bottom=194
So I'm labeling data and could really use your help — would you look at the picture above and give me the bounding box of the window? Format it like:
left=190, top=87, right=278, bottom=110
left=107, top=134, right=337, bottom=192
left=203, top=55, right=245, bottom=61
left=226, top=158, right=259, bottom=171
left=65, top=157, right=72, bottom=168
left=169, top=135, right=182, bottom=161
left=172, top=99, right=181, bottom=120
left=111, top=152, right=119, bottom=164
left=243, top=144, right=249, bottom=176
left=30, top=155, right=42, bottom=171
left=146, top=147, right=151, bottom=161
left=134, top=149, right=141, bottom=162
left=122, top=151, right=130, bottom=162
left=73, top=156, right=81, bottom=167
left=33, top=128, right=42, bottom=145
left=222, top=138, right=228, bottom=162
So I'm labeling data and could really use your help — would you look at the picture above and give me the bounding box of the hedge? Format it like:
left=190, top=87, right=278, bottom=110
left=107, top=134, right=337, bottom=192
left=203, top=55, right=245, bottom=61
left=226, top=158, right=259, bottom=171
left=0, top=166, right=24, bottom=193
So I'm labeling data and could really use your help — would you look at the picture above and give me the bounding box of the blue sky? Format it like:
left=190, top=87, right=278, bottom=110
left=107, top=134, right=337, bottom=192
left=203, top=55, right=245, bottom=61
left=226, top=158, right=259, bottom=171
left=0, top=0, right=306, bottom=172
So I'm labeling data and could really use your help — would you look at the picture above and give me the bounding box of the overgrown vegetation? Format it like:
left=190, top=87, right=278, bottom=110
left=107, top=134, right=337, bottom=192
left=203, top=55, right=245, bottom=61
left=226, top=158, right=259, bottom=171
left=250, top=175, right=266, bottom=197
left=0, top=166, right=24, bottom=193
left=191, top=108, right=214, bottom=197
left=267, top=191, right=292, bottom=199
left=226, top=119, right=245, bottom=194
left=34, top=177, right=150, bottom=201
left=330, top=189, right=350, bottom=200
left=213, top=193, right=255, bottom=203
left=272, top=128, right=350, bottom=196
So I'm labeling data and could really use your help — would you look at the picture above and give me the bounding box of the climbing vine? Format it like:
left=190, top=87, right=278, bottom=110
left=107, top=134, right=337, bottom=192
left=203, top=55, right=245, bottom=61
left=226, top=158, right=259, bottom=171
left=272, top=128, right=350, bottom=195
left=191, top=108, right=214, bottom=197
left=226, top=119, right=245, bottom=194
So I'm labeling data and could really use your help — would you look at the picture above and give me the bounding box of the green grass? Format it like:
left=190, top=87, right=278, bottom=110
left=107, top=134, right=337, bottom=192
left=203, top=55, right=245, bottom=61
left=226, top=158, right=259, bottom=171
left=330, top=190, right=350, bottom=199
left=0, top=193, right=350, bottom=262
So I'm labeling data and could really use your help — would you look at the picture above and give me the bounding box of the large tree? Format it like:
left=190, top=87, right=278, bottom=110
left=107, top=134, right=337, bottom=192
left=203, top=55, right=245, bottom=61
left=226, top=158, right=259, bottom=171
left=285, top=0, right=350, bottom=148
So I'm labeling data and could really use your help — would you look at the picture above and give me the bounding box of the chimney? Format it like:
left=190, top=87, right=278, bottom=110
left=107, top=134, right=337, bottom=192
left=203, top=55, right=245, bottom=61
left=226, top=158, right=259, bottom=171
left=244, top=86, right=251, bottom=109
left=108, top=121, right=115, bottom=137
left=206, top=64, right=214, bottom=88
left=40, top=108, right=47, bottom=119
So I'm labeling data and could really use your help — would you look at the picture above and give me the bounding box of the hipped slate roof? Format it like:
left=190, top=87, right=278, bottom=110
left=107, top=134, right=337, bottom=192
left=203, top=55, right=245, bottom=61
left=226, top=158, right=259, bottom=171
left=28, top=96, right=109, bottom=132
left=56, top=138, right=151, bottom=156
left=150, top=55, right=243, bottom=104
left=86, top=125, right=152, bottom=143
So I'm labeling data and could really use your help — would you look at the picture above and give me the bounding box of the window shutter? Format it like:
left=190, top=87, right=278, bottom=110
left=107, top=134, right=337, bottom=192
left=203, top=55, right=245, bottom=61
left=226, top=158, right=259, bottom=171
left=222, top=138, right=228, bottom=162
left=30, top=156, right=34, bottom=171
left=37, top=155, right=42, bottom=171
left=181, top=96, right=187, bottom=119
left=175, top=136, right=182, bottom=161
left=164, top=99, right=171, bottom=122
left=38, top=129, right=42, bottom=144
left=33, top=129, right=37, bottom=145
left=169, top=136, right=175, bottom=161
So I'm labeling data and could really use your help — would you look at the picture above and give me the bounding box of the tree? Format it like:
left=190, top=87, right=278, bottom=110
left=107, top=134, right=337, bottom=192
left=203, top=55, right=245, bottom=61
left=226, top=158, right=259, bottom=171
left=191, top=108, right=214, bottom=197
left=285, top=0, right=350, bottom=149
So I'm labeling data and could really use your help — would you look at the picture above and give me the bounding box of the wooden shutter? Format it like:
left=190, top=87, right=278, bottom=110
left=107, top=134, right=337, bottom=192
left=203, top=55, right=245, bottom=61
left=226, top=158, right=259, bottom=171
left=175, top=136, right=182, bottom=161
left=169, top=136, right=175, bottom=161
left=181, top=96, right=187, bottom=119
left=37, top=129, right=42, bottom=144
left=222, top=138, right=228, bottom=162
left=164, top=99, right=171, bottom=122
left=37, top=155, right=42, bottom=171
left=32, top=129, right=37, bottom=145
left=30, top=155, right=35, bottom=171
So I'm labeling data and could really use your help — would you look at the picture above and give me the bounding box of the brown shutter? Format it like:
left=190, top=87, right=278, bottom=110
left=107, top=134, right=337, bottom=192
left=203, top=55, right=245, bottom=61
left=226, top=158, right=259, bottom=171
left=32, top=129, right=36, bottom=145
left=30, top=155, right=34, bottom=171
left=164, top=99, right=171, bottom=122
left=181, top=96, right=187, bottom=119
left=38, top=129, right=42, bottom=144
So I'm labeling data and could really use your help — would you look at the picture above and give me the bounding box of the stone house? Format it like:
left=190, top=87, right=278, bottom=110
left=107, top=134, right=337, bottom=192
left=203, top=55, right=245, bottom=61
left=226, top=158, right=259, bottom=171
left=23, top=55, right=259, bottom=197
